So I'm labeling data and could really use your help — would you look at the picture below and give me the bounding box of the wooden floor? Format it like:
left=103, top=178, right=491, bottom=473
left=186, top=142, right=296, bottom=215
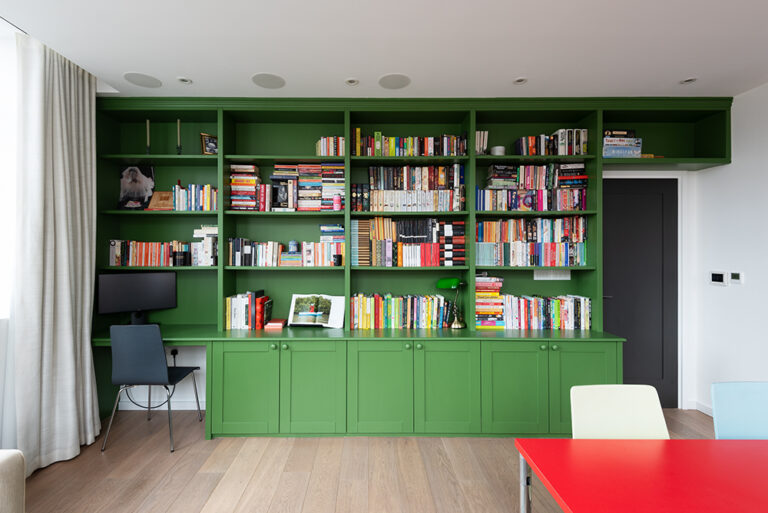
left=25, top=409, right=714, bottom=513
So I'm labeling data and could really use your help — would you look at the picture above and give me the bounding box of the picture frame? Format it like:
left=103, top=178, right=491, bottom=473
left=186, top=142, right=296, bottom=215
left=200, top=133, right=218, bottom=155
left=117, top=165, right=155, bottom=210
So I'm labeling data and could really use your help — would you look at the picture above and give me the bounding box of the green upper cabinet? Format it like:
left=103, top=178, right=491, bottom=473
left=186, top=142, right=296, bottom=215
left=279, top=340, right=346, bottom=434
left=414, top=340, right=480, bottom=433
left=548, top=341, right=619, bottom=434
left=347, top=340, right=414, bottom=433
left=211, top=341, right=280, bottom=434
left=481, top=341, right=549, bottom=434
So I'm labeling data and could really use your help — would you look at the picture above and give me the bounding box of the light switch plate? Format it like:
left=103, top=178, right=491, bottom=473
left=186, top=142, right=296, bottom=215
left=710, top=270, right=728, bottom=286
left=730, top=272, right=744, bottom=285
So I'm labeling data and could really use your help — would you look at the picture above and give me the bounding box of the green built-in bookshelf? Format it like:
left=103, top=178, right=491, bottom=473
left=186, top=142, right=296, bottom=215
left=93, top=97, right=731, bottom=334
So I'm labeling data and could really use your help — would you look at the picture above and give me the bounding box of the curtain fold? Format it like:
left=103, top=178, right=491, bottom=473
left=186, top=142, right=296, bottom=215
left=12, top=34, right=100, bottom=475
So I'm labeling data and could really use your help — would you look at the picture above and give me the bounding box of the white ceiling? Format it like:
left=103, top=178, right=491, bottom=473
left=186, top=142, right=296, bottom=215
left=3, top=0, right=768, bottom=98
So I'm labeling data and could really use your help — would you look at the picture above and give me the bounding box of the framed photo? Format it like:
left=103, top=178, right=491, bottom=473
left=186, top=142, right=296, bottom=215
left=200, top=133, right=218, bottom=155
left=118, top=165, right=155, bottom=209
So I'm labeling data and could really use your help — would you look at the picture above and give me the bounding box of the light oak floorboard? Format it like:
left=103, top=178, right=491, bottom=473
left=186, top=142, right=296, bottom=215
left=25, top=409, right=714, bottom=513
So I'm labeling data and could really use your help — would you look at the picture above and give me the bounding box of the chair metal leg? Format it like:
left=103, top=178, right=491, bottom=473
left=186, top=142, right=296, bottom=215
left=101, top=386, right=124, bottom=451
left=147, top=385, right=152, bottom=420
left=165, top=385, right=174, bottom=452
left=191, top=372, right=203, bottom=422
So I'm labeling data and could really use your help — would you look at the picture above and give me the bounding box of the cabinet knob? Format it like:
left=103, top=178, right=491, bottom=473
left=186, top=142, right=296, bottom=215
left=282, top=344, right=289, bottom=350
left=416, top=343, right=424, bottom=350
left=270, top=343, right=277, bottom=350
left=552, top=344, right=559, bottom=351
left=404, top=343, right=412, bottom=350
left=540, top=344, right=547, bottom=351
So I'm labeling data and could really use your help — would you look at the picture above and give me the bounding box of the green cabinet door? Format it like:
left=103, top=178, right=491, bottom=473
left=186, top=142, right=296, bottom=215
left=481, top=341, right=549, bottom=434
left=211, top=341, right=279, bottom=434
left=548, top=341, right=619, bottom=434
left=347, top=340, right=414, bottom=433
left=279, top=341, right=346, bottom=434
left=414, top=341, right=480, bottom=433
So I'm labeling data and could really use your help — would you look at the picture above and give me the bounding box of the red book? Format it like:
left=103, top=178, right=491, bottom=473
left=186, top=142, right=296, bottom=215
left=265, top=318, right=286, bottom=330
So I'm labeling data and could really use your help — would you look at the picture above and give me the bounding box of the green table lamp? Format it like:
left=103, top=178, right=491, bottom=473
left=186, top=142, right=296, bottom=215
left=436, top=277, right=466, bottom=329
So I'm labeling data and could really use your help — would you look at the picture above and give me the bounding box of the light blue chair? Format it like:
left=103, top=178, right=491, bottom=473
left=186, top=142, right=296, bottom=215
left=711, top=382, right=768, bottom=439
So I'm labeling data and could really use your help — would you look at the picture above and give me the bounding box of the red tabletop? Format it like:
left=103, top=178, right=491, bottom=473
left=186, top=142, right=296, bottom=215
left=515, top=438, right=768, bottom=513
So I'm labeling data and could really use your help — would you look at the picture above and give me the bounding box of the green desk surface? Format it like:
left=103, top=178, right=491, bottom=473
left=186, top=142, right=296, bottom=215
left=91, top=324, right=625, bottom=345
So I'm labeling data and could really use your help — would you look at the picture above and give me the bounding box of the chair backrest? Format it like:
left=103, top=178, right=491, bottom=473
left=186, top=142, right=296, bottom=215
left=110, top=324, right=169, bottom=385
left=711, top=382, right=768, bottom=439
left=570, top=384, right=670, bottom=439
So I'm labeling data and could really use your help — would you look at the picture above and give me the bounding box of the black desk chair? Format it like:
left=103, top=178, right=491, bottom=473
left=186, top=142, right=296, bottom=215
left=101, top=324, right=202, bottom=452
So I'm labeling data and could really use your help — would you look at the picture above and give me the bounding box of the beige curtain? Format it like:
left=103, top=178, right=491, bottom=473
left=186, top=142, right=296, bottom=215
left=11, top=34, right=100, bottom=475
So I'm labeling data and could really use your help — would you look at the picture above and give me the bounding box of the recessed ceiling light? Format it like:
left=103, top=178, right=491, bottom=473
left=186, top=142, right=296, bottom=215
left=379, top=73, right=411, bottom=90
left=679, top=77, right=698, bottom=85
left=513, top=77, right=528, bottom=85
left=251, top=73, right=286, bottom=89
left=123, top=72, right=162, bottom=88
left=345, top=78, right=360, bottom=86
left=177, top=77, right=193, bottom=85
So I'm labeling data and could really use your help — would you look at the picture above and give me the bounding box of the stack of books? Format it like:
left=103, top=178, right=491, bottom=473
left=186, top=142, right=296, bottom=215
left=475, top=217, right=588, bottom=267
left=513, top=129, right=588, bottom=156
left=271, top=164, right=299, bottom=211
left=225, top=290, right=272, bottom=330
left=603, top=128, right=642, bottom=158
left=191, top=225, right=218, bottom=266
left=352, top=128, right=468, bottom=157
left=229, top=165, right=260, bottom=211
left=439, top=221, right=465, bottom=266
left=476, top=163, right=587, bottom=212
left=297, top=164, right=323, bottom=211
left=502, top=294, right=591, bottom=330
left=475, top=275, right=505, bottom=330
left=315, top=136, right=345, bottom=157
left=349, top=293, right=452, bottom=329
left=321, top=163, right=345, bottom=210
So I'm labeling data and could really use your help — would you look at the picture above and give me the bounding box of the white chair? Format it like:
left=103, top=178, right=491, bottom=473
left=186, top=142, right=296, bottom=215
left=570, top=384, right=669, bottom=439
left=0, top=449, right=25, bottom=513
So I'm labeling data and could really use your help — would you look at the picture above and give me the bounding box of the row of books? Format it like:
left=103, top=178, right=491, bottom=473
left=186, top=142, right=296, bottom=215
left=349, top=293, right=454, bottom=329
left=514, top=129, right=588, bottom=156
left=171, top=184, right=217, bottom=211
left=475, top=241, right=587, bottom=267
left=350, top=218, right=465, bottom=267
left=352, top=128, right=468, bottom=157
left=352, top=187, right=465, bottom=212
left=485, top=164, right=587, bottom=190
left=475, top=130, right=489, bottom=154
left=225, top=290, right=272, bottom=330
left=315, top=136, right=345, bottom=156
left=477, top=217, right=587, bottom=244
left=476, top=276, right=591, bottom=330
left=226, top=239, right=345, bottom=267
left=366, top=165, right=465, bottom=191
left=107, top=226, right=218, bottom=267
left=476, top=187, right=587, bottom=212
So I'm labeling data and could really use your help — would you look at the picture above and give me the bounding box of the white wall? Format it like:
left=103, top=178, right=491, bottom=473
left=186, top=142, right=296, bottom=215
left=693, top=82, right=768, bottom=413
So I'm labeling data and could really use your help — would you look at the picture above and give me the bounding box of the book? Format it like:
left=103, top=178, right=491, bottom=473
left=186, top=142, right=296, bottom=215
left=288, top=294, right=345, bottom=329
left=265, top=318, right=287, bottom=330
left=146, top=191, right=173, bottom=211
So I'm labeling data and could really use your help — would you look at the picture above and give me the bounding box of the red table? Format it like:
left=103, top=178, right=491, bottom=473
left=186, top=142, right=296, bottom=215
left=515, top=438, right=768, bottom=513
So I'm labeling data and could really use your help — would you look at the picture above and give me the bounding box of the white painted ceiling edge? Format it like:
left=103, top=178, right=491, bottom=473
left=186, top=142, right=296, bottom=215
left=3, top=0, right=768, bottom=97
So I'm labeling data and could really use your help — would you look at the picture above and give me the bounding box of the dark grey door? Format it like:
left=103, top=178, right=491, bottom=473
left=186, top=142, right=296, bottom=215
left=603, top=179, right=678, bottom=407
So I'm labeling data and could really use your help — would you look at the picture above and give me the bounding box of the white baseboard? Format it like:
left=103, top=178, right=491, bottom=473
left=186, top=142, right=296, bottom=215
left=119, top=399, right=206, bottom=411
left=696, top=402, right=713, bottom=416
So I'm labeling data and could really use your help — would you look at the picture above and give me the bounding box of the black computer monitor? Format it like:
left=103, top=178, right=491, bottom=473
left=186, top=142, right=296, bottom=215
left=98, top=272, right=177, bottom=324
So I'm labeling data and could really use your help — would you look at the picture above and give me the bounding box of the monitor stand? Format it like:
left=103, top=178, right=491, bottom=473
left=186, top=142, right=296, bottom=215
left=130, top=311, right=148, bottom=325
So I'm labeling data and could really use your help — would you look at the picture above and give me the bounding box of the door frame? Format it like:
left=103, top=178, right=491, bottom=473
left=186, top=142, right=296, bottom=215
left=603, top=171, right=693, bottom=410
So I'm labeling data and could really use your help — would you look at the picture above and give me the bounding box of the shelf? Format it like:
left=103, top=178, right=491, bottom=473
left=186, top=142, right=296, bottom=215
left=351, top=156, right=468, bottom=165
left=99, top=154, right=218, bottom=165
left=352, top=266, right=469, bottom=271
left=476, top=155, right=595, bottom=163
left=100, top=210, right=218, bottom=216
left=225, top=210, right=344, bottom=217
left=225, top=155, right=345, bottom=165
left=476, top=266, right=596, bottom=271
left=224, top=266, right=343, bottom=271
left=601, top=157, right=729, bottom=171
left=475, top=210, right=597, bottom=217
left=351, top=211, right=468, bottom=217
left=100, top=266, right=217, bottom=271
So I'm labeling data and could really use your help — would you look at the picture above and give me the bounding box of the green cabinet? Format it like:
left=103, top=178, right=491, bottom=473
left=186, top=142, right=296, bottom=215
left=211, top=341, right=279, bottom=434
left=347, top=340, right=414, bottom=433
left=280, top=341, right=346, bottom=433
left=415, top=341, right=480, bottom=433
left=481, top=341, right=549, bottom=434
left=548, top=341, right=618, bottom=433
